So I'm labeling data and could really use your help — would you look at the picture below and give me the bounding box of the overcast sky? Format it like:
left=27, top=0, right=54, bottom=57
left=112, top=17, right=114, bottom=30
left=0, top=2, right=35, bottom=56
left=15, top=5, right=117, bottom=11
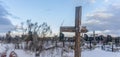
left=0, top=0, right=120, bottom=36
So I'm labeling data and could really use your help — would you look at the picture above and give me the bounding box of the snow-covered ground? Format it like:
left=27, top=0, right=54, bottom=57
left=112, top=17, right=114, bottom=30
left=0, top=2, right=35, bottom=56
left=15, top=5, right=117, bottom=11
left=1, top=43, right=120, bottom=57
left=82, top=48, right=120, bottom=57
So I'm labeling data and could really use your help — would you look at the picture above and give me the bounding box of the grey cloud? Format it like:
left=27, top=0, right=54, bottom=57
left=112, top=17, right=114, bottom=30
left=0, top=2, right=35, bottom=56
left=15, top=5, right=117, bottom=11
left=0, top=17, right=12, bottom=25
left=83, top=3, right=120, bottom=35
left=0, top=3, right=14, bottom=33
left=0, top=4, right=10, bottom=17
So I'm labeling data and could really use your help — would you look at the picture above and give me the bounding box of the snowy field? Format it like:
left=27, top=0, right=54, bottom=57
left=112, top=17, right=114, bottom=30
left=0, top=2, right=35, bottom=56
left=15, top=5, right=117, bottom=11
left=0, top=43, right=120, bottom=57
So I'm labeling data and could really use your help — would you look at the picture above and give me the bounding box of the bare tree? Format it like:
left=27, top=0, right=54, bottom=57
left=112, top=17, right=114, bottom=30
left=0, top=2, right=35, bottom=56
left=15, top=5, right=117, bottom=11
left=39, top=22, right=52, bottom=38
left=23, top=20, right=52, bottom=57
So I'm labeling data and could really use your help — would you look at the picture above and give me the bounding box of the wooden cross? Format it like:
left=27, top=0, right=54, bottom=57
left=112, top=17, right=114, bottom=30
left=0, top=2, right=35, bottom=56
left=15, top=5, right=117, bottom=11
left=60, top=6, right=82, bottom=57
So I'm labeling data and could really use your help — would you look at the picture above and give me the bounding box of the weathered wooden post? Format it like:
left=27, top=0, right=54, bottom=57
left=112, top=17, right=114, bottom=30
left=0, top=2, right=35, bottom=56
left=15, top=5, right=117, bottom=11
left=75, top=6, right=81, bottom=57
left=60, top=6, right=82, bottom=57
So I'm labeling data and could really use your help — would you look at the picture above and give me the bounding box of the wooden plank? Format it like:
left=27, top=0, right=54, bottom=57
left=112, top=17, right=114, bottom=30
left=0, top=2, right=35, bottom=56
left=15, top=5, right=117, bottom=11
left=60, top=26, right=75, bottom=32
left=81, top=26, right=88, bottom=33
